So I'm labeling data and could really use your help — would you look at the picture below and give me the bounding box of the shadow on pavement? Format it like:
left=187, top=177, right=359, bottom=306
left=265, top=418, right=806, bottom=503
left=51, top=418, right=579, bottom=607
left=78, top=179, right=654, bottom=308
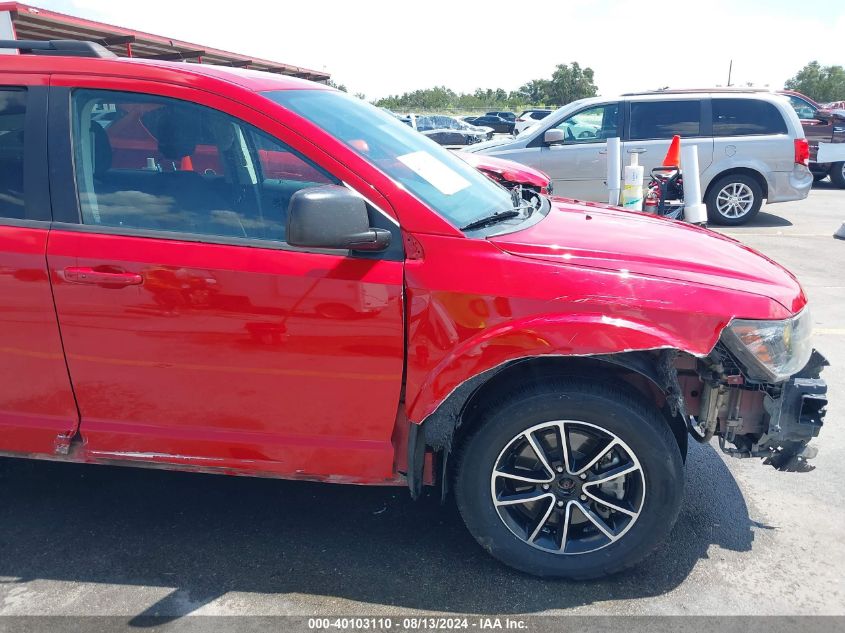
left=727, top=211, right=793, bottom=229
left=0, top=441, right=762, bottom=619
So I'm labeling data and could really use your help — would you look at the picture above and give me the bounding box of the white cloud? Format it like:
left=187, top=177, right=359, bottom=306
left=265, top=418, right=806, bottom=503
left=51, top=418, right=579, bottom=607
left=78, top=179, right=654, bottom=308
left=42, top=0, right=845, bottom=100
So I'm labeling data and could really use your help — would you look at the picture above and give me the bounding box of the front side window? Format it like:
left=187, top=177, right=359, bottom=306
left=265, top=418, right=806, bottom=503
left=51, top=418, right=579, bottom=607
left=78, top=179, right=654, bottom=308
left=629, top=100, right=701, bottom=140
left=0, top=88, right=27, bottom=220
left=787, top=95, right=817, bottom=120
left=712, top=99, right=788, bottom=136
left=264, top=90, right=513, bottom=229
left=71, top=89, right=335, bottom=242
left=554, top=103, right=619, bottom=144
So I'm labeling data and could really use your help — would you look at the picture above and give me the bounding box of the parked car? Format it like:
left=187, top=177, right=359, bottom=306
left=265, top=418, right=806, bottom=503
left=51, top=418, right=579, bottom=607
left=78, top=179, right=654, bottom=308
left=486, top=111, right=516, bottom=122
left=822, top=100, right=845, bottom=110
left=465, top=90, right=813, bottom=225
left=0, top=41, right=828, bottom=580
left=465, top=113, right=514, bottom=134
left=457, top=151, right=552, bottom=207
left=407, top=114, right=493, bottom=146
left=514, top=109, right=554, bottom=135
left=779, top=89, right=845, bottom=187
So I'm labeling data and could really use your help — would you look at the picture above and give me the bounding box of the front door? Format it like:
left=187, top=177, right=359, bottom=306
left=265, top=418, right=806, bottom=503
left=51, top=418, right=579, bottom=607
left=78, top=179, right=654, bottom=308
left=784, top=93, right=835, bottom=162
left=46, top=84, right=405, bottom=480
left=527, top=102, right=621, bottom=202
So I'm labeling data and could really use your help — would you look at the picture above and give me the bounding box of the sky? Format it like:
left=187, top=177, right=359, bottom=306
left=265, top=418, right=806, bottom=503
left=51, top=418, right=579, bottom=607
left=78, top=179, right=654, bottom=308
left=35, top=0, right=845, bottom=101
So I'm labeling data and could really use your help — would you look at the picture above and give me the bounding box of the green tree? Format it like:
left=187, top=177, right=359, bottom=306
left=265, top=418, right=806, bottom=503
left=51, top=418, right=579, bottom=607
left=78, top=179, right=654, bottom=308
left=374, top=62, right=599, bottom=112
left=545, top=62, right=598, bottom=106
left=518, top=79, right=551, bottom=104
left=327, top=79, right=347, bottom=93
left=785, top=61, right=845, bottom=103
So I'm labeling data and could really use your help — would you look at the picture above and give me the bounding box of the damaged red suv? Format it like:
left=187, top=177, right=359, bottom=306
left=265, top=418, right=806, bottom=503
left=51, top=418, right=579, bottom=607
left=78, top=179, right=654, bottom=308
left=0, top=41, right=828, bottom=579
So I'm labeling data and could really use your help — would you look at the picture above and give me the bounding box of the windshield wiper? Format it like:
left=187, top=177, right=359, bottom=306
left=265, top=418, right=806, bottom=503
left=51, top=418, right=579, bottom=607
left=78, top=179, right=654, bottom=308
left=460, top=210, right=521, bottom=231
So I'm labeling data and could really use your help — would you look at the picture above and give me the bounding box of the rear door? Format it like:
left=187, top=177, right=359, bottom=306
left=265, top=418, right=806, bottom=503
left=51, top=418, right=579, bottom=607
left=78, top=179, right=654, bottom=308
left=45, top=79, right=405, bottom=480
left=710, top=96, right=794, bottom=174
left=0, top=74, right=79, bottom=456
left=622, top=98, right=713, bottom=178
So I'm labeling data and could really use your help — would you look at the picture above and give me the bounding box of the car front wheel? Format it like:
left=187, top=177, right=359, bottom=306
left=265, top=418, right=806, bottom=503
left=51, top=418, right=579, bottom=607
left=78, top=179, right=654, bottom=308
left=705, top=174, right=763, bottom=225
left=454, top=378, right=684, bottom=579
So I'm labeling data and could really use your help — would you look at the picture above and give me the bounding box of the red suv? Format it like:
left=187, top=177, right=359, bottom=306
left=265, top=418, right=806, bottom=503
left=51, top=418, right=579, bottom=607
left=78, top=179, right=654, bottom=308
left=0, top=41, right=829, bottom=579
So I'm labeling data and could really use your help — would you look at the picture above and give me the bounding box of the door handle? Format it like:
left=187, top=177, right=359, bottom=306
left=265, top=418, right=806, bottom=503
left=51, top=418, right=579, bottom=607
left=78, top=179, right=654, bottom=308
left=627, top=148, right=647, bottom=153
left=64, top=267, right=143, bottom=287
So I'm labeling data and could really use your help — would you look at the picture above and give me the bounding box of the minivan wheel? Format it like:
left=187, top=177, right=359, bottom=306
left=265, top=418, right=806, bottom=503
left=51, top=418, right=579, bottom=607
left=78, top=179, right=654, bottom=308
left=830, top=162, right=845, bottom=189
left=706, top=174, right=763, bottom=225
left=454, top=379, right=683, bottom=579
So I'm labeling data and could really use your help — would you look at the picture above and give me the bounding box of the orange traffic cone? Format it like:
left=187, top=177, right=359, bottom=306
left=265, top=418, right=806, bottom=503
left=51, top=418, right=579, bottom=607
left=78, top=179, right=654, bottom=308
left=663, top=135, right=681, bottom=167
left=180, top=155, right=194, bottom=171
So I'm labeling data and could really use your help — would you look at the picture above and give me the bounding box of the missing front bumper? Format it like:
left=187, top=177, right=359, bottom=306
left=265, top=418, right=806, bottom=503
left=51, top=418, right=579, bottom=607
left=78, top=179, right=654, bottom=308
left=726, top=350, right=829, bottom=472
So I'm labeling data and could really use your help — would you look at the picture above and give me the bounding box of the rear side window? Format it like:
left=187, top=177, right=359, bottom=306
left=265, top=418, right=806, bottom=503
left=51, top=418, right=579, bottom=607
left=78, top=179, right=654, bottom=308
left=71, top=89, right=336, bottom=243
left=0, top=88, right=27, bottom=220
left=712, top=99, right=788, bottom=136
left=629, top=100, right=701, bottom=140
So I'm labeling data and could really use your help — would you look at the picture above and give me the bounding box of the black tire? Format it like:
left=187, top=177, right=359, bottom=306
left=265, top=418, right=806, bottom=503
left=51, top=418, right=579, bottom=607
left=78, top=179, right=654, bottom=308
left=705, top=173, right=763, bottom=226
left=454, top=378, right=684, bottom=579
left=830, top=162, right=845, bottom=189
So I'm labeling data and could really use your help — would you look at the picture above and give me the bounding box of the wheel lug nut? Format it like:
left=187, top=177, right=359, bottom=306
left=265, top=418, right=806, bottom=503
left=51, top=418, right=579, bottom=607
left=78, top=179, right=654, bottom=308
left=542, top=484, right=550, bottom=491
left=556, top=466, right=564, bottom=473
left=580, top=494, right=587, bottom=501
left=579, top=473, right=587, bottom=480
left=557, top=501, right=564, bottom=507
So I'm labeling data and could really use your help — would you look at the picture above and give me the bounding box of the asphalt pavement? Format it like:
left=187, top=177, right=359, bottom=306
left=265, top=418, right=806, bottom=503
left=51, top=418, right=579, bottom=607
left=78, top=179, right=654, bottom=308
left=1, top=181, right=843, bottom=619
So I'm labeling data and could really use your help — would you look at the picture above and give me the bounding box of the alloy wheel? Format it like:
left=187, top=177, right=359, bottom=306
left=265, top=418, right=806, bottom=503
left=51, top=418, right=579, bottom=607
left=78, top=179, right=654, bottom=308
left=715, top=182, right=755, bottom=219
left=490, top=420, right=645, bottom=555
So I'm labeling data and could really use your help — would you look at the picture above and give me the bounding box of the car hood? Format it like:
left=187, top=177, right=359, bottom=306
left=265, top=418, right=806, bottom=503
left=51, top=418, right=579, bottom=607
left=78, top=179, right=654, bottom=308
left=489, top=198, right=806, bottom=315
left=460, top=136, right=520, bottom=153
left=820, top=107, right=845, bottom=121
left=457, top=151, right=550, bottom=188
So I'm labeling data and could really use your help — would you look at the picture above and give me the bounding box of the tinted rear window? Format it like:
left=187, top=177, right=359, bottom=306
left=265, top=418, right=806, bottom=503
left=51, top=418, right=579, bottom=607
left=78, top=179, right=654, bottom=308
left=712, top=98, right=788, bottom=136
left=629, top=100, right=701, bottom=140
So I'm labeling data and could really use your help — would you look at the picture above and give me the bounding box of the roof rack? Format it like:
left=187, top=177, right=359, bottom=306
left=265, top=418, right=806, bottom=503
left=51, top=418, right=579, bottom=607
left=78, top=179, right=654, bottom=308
left=0, top=39, right=117, bottom=58
left=622, top=87, right=771, bottom=96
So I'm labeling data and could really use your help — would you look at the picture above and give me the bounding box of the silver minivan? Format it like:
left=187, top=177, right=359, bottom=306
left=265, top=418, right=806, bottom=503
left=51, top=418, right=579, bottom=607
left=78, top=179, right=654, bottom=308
left=463, top=90, right=813, bottom=225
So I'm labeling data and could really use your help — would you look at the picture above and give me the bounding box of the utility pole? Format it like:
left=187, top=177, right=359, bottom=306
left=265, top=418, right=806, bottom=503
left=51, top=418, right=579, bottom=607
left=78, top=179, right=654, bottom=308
left=727, top=60, right=733, bottom=87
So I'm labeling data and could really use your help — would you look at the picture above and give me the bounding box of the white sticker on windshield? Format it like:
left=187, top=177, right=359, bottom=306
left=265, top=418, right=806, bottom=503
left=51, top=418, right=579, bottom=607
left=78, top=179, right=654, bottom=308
left=397, top=151, right=471, bottom=195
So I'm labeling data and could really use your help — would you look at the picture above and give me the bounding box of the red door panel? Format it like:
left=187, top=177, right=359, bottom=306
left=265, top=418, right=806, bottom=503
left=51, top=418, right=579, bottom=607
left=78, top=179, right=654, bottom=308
left=0, top=226, right=78, bottom=455
left=47, top=230, right=405, bottom=481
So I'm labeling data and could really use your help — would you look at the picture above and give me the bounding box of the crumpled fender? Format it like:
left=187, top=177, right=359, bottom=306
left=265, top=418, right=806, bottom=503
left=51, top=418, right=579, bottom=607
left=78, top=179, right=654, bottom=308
left=405, top=309, right=722, bottom=424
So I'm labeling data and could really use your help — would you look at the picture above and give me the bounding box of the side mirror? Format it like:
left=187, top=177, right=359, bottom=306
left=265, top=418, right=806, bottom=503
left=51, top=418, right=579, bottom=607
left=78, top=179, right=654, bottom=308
left=544, top=129, right=566, bottom=145
left=287, top=185, right=391, bottom=252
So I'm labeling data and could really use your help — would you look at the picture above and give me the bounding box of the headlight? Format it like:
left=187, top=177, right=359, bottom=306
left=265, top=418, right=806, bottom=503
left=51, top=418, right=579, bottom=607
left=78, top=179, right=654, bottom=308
left=720, top=307, right=813, bottom=382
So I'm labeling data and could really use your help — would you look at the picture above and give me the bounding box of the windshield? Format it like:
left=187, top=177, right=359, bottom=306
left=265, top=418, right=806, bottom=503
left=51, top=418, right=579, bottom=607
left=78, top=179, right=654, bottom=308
left=262, top=90, right=513, bottom=228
